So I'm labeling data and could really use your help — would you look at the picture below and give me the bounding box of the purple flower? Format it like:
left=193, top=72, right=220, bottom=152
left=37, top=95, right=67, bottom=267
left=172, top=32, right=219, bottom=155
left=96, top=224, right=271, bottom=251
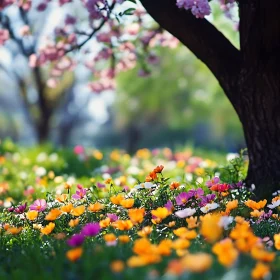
left=164, top=200, right=174, bottom=212
left=30, top=199, right=47, bottom=212
left=200, top=194, right=216, bottom=206
left=187, top=188, right=204, bottom=199
left=97, top=182, right=105, bottom=189
left=175, top=192, right=192, bottom=205
left=72, top=185, right=87, bottom=200
left=81, top=223, right=100, bottom=237
left=67, top=234, right=85, bottom=247
left=15, top=203, right=27, bottom=214
left=8, top=207, right=14, bottom=212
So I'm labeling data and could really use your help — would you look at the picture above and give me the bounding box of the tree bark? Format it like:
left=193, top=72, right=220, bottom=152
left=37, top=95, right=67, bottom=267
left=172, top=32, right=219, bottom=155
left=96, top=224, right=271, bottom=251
left=139, top=0, right=280, bottom=199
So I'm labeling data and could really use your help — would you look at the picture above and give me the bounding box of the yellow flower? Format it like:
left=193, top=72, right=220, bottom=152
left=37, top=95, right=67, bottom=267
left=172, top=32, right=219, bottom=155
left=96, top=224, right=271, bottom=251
left=26, top=210, right=38, bottom=221
left=151, top=207, right=169, bottom=220
left=251, top=262, right=270, bottom=279
left=45, top=208, right=62, bottom=221
left=70, top=205, right=85, bottom=217
left=181, top=253, right=212, bottom=273
left=110, top=260, right=125, bottom=273
left=244, top=199, right=267, bottom=210
left=250, top=210, right=265, bottom=218
left=212, top=238, right=238, bottom=267
left=127, top=256, right=148, bottom=267
left=120, top=199, right=134, bottom=209
left=93, top=150, right=103, bottom=160
left=66, top=247, right=83, bottom=262
left=226, top=200, right=238, bottom=213
left=69, top=218, right=79, bottom=227
left=88, top=202, right=104, bottom=212
left=61, top=203, right=73, bottom=213
left=156, top=239, right=173, bottom=256
left=110, top=194, right=124, bottom=205
left=274, top=233, right=280, bottom=250
left=128, top=208, right=145, bottom=224
left=40, top=222, right=55, bottom=235
left=200, top=214, right=222, bottom=243
left=133, top=238, right=157, bottom=255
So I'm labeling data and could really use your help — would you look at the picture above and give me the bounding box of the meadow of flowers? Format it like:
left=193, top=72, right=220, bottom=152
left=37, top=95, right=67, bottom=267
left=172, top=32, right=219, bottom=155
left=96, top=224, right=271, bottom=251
left=0, top=139, right=280, bottom=279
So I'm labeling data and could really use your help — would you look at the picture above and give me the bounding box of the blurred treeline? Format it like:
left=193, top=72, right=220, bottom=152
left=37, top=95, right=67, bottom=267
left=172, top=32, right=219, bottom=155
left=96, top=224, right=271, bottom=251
left=0, top=3, right=244, bottom=152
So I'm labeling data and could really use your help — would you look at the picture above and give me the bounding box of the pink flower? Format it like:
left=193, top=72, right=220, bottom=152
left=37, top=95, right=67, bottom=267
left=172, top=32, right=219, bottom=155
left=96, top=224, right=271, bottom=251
left=0, top=29, right=9, bottom=45
left=73, top=145, right=85, bottom=155
left=72, top=185, right=87, bottom=200
left=164, top=200, right=174, bottom=212
left=206, top=176, right=220, bottom=187
left=67, top=234, right=85, bottom=247
left=175, top=192, right=192, bottom=205
left=30, top=199, right=47, bottom=212
left=107, top=213, right=118, bottom=222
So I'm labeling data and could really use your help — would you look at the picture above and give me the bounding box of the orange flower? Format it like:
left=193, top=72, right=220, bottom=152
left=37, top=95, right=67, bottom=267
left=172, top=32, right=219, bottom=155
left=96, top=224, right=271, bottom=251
left=45, top=208, right=62, bottom=221
left=69, top=218, right=79, bottom=227
left=112, top=220, right=133, bottom=231
left=41, top=222, right=55, bottom=235
left=181, top=253, right=212, bottom=273
left=251, top=246, right=275, bottom=262
left=154, top=165, right=164, bottom=173
left=61, top=203, right=73, bottom=213
left=186, top=216, right=199, bottom=229
left=212, top=238, right=238, bottom=267
left=251, top=262, right=270, bottom=279
left=226, top=200, right=238, bottom=213
left=118, top=235, right=130, bottom=243
left=138, top=226, right=153, bottom=237
left=120, top=199, right=134, bottom=209
left=26, top=210, right=38, bottom=221
left=145, top=171, right=157, bottom=182
left=133, top=238, right=157, bottom=255
left=200, top=214, right=222, bottom=243
left=110, top=260, right=125, bottom=273
left=110, top=194, right=124, bottom=205
left=156, top=239, right=173, bottom=256
left=99, top=217, right=111, bottom=228
left=170, top=182, right=180, bottom=190
left=66, top=247, right=83, bottom=262
left=6, top=227, right=22, bottom=235
left=128, top=208, right=145, bottom=224
left=88, top=202, right=104, bottom=212
left=55, top=194, right=68, bottom=203
left=250, top=210, right=265, bottom=218
left=172, top=239, right=190, bottom=250
left=104, top=233, right=117, bottom=245
left=64, top=183, right=72, bottom=190
left=274, top=233, right=280, bottom=250
left=70, top=205, right=85, bottom=217
left=166, top=260, right=184, bottom=276
left=244, top=199, right=267, bottom=210
left=173, top=227, right=197, bottom=240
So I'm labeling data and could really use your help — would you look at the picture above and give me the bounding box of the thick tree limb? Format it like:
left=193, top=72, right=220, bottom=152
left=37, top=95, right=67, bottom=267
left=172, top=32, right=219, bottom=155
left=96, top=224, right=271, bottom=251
left=139, top=0, right=241, bottom=103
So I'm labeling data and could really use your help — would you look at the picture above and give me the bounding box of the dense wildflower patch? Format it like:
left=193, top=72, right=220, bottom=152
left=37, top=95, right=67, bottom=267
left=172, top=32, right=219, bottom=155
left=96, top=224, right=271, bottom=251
left=0, top=141, right=280, bottom=279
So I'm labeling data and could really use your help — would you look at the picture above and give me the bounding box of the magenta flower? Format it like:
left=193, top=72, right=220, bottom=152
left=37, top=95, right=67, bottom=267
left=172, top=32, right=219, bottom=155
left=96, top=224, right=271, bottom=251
left=164, top=200, right=174, bottom=212
left=67, top=234, right=85, bottom=247
left=81, top=223, right=100, bottom=237
left=200, top=194, right=216, bottom=206
left=72, top=186, right=87, bottom=200
left=15, top=203, right=27, bottom=214
left=206, top=176, right=220, bottom=187
left=97, top=182, right=105, bottom=189
left=175, top=192, right=192, bottom=205
left=29, top=199, right=47, bottom=212
left=187, top=188, right=204, bottom=199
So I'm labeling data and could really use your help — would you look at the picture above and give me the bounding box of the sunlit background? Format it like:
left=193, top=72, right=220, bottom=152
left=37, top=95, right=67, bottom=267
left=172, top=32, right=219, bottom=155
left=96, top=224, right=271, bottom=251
left=0, top=1, right=244, bottom=153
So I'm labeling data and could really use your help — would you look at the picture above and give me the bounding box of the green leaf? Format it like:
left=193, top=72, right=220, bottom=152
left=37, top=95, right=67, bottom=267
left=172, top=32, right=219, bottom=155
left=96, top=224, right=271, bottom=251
left=123, top=8, right=135, bottom=15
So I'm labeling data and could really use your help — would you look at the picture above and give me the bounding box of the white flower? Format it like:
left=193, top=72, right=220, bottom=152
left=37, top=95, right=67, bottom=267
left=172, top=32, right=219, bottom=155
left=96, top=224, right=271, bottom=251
left=35, top=167, right=46, bottom=177
left=134, top=182, right=154, bottom=189
left=36, top=152, right=47, bottom=162
left=226, top=153, right=239, bottom=162
left=200, top=203, right=219, bottom=213
left=267, top=200, right=280, bottom=209
left=175, top=208, right=196, bottom=218
left=219, top=216, right=234, bottom=230
left=185, top=173, right=193, bottom=182
left=49, top=153, right=58, bottom=162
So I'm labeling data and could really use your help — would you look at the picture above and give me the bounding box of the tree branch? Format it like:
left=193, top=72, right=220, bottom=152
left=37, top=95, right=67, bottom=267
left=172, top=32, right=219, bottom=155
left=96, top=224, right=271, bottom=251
left=139, top=0, right=241, bottom=103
